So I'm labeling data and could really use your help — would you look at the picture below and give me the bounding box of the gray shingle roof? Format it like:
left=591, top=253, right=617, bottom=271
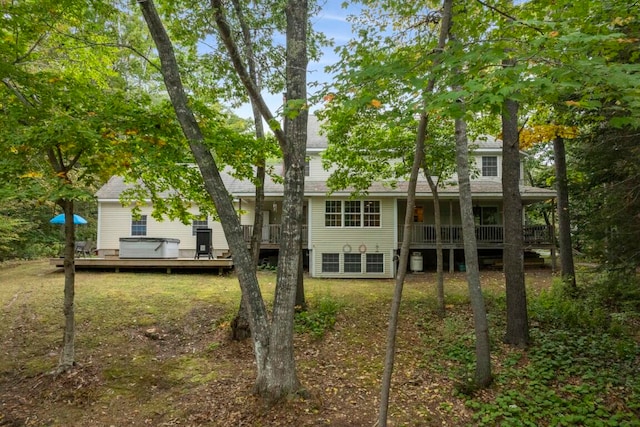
left=96, top=120, right=551, bottom=202
left=97, top=174, right=554, bottom=202
left=306, top=114, right=327, bottom=149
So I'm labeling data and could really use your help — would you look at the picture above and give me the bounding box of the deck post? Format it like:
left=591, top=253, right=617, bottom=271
left=449, top=248, right=454, bottom=273
left=551, top=202, right=557, bottom=273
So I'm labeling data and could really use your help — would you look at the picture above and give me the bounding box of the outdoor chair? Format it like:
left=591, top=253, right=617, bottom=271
left=75, top=240, right=94, bottom=258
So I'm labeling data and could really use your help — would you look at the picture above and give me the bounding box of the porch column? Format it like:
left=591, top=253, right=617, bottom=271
left=551, top=199, right=557, bottom=273
left=449, top=200, right=454, bottom=273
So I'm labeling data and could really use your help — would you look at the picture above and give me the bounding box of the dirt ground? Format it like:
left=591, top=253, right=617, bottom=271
left=0, top=267, right=554, bottom=427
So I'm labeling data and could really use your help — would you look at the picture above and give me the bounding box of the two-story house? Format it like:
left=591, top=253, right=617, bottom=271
left=95, top=115, right=556, bottom=278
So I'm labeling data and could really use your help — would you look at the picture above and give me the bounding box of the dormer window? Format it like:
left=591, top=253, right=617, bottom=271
left=482, top=156, right=498, bottom=177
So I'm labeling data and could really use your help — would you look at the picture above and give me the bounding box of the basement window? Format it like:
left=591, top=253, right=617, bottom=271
left=366, top=253, right=384, bottom=273
left=322, top=253, right=340, bottom=273
left=344, top=253, right=362, bottom=273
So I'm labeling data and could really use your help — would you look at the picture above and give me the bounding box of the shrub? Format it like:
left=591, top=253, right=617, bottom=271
left=590, top=269, right=640, bottom=312
left=294, top=297, right=340, bottom=340
left=529, top=278, right=611, bottom=331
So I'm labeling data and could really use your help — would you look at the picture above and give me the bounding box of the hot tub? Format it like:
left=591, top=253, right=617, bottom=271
left=119, top=237, right=180, bottom=259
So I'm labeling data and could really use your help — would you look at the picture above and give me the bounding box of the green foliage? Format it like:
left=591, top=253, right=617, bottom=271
left=590, top=270, right=640, bottom=313
left=570, top=127, right=640, bottom=270
left=530, top=271, right=640, bottom=332
left=466, top=328, right=640, bottom=426
left=294, top=297, right=341, bottom=340
left=529, top=279, right=611, bottom=331
left=415, top=276, right=640, bottom=425
left=0, top=214, right=31, bottom=260
left=0, top=195, right=92, bottom=260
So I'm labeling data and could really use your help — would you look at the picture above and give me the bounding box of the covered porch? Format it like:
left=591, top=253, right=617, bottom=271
left=398, top=223, right=554, bottom=249
left=396, top=197, right=555, bottom=271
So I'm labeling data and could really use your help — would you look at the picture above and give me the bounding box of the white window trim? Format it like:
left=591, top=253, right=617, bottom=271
left=343, top=252, right=362, bottom=273
left=192, top=218, right=209, bottom=236
left=481, top=156, right=498, bottom=177
left=321, top=253, right=340, bottom=273
left=324, top=200, right=382, bottom=228
left=365, top=253, right=385, bottom=274
left=131, top=214, right=148, bottom=236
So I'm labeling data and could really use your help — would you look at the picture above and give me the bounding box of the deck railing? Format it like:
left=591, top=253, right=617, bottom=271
left=398, top=224, right=553, bottom=246
left=241, top=224, right=552, bottom=247
left=242, top=224, right=308, bottom=245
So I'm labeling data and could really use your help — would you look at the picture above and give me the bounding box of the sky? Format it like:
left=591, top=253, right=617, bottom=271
left=233, top=2, right=360, bottom=120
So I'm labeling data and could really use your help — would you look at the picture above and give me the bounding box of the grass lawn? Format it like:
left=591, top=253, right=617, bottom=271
left=0, top=260, right=638, bottom=426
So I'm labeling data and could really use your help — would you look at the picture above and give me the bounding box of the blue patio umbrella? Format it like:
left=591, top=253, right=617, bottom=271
left=49, top=213, right=88, bottom=225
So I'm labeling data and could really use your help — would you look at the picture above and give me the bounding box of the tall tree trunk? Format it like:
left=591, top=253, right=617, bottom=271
left=378, top=2, right=453, bottom=425
left=425, top=173, right=445, bottom=317
left=501, top=93, right=529, bottom=347
left=3, top=78, right=80, bottom=374
left=378, top=113, right=427, bottom=427
left=455, top=115, right=492, bottom=388
left=56, top=199, right=76, bottom=373
left=210, top=0, right=307, bottom=400
left=553, top=135, right=576, bottom=290
left=231, top=0, right=266, bottom=267
left=229, top=0, right=265, bottom=341
left=139, top=0, right=274, bottom=394
left=255, top=0, right=307, bottom=398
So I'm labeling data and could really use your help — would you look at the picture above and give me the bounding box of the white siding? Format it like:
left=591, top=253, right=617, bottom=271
left=473, top=154, right=501, bottom=181
left=309, top=196, right=395, bottom=278
left=309, top=153, right=334, bottom=181
left=97, top=202, right=133, bottom=252
left=97, top=202, right=230, bottom=258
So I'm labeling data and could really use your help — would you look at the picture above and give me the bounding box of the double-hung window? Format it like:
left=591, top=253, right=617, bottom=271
left=344, top=201, right=361, bottom=227
left=131, top=215, right=147, bottom=236
left=325, top=201, right=342, bottom=227
left=364, top=201, right=381, bottom=226
left=192, top=218, right=208, bottom=235
left=482, top=156, right=498, bottom=177
left=366, top=253, right=384, bottom=273
left=324, top=200, right=381, bottom=228
left=344, top=253, right=362, bottom=273
left=322, top=253, right=340, bottom=272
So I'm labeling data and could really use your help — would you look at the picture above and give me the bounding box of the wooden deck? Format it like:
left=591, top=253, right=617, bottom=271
left=49, top=257, right=234, bottom=274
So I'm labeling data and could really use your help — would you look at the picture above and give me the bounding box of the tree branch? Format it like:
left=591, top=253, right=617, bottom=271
left=43, top=21, right=162, bottom=72
left=210, top=0, right=286, bottom=149
left=475, top=0, right=544, bottom=34
left=2, top=78, right=35, bottom=108
left=14, top=31, right=50, bottom=65
left=47, top=147, right=63, bottom=174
